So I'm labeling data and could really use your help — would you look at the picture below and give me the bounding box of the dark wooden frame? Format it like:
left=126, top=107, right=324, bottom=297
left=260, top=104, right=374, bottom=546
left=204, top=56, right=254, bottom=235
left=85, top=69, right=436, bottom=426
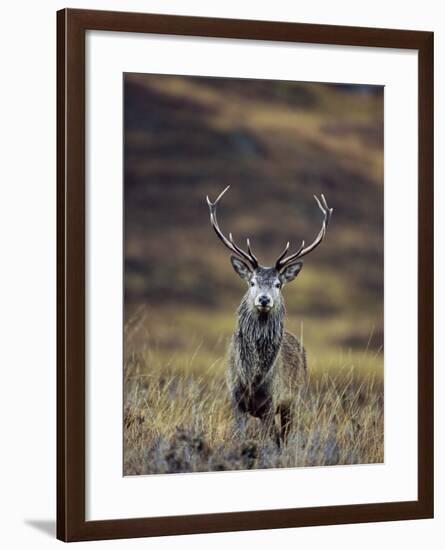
left=57, top=8, right=434, bottom=542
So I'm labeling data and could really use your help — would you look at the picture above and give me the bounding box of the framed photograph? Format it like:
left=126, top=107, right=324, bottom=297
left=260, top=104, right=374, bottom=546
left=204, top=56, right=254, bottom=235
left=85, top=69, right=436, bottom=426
left=57, top=8, right=434, bottom=542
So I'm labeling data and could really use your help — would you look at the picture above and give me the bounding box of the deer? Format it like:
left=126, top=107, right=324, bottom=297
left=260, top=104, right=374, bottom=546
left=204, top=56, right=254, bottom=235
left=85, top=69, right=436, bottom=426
left=206, top=186, right=333, bottom=444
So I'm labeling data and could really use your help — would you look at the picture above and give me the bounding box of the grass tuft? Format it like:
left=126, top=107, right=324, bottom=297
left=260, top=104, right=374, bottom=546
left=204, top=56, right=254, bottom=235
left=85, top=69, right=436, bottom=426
left=124, top=330, right=383, bottom=475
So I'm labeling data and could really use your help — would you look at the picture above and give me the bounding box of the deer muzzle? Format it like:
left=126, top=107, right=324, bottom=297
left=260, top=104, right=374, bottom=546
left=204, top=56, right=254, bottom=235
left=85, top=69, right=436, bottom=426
left=255, top=294, right=273, bottom=312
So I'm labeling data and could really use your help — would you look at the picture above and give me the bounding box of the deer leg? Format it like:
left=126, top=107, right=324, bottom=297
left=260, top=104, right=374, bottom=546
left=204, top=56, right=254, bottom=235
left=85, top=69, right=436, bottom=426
left=279, top=404, right=292, bottom=443
left=231, top=386, right=249, bottom=437
left=258, top=408, right=280, bottom=448
left=233, top=408, right=248, bottom=437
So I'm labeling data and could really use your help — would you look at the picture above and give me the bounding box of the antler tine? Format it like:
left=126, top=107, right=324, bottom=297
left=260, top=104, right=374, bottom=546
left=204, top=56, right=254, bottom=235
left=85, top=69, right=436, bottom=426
left=206, top=185, right=230, bottom=209
left=314, top=194, right=333, bottom=226
left=274, top=241, right=290, bottom=269
left=229, top=231, right=259, bottom=267
left=321, top=193, right=331, bottom=218
left=275, top=240, right=305, bottom=271
left=206, top=186, right=259, bottom=268
left=246, top=238, right=259, bottom=266
left=276, top=195, right=333, bottom=271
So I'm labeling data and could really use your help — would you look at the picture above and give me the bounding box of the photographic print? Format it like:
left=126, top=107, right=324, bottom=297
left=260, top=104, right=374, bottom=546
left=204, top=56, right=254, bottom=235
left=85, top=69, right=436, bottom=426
left=57, top=10, right=433, bottom=540
left=123, top=73, right=384, bottom=476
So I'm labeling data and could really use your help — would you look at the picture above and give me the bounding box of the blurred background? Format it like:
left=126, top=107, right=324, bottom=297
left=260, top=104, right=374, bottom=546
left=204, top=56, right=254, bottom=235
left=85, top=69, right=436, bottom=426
left=124, top=74, right=383, bottom=377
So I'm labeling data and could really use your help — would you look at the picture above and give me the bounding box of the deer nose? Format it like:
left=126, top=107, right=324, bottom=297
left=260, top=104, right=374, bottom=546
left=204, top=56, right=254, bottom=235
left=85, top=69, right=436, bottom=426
left=258, top=295, right=271, bottom=307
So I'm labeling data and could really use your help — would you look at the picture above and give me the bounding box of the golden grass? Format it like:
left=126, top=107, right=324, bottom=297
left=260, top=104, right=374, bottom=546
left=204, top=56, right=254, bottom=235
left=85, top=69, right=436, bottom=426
left=123, top=318, right=383, bottom=475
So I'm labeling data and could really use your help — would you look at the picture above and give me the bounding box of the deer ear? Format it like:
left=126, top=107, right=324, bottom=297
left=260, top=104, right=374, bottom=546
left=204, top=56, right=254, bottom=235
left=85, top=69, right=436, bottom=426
left=280, top=261, right=303, bottom=284
left=230, top=256, right=252, bottom=280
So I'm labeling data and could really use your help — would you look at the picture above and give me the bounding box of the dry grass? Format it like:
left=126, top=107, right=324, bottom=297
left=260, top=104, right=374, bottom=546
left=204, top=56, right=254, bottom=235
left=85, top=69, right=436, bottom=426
left=123, top=322, right=383, bottom=476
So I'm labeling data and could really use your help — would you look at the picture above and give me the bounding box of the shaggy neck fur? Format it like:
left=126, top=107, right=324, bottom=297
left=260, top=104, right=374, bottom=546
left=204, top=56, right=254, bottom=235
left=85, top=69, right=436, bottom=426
left=235, top=296, right=285, bottom=383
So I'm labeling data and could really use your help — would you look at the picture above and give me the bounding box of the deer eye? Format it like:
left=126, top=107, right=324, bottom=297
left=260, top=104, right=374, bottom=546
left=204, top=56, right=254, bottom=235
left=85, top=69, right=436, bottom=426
left=275, top=282, right=281, bottom=289
left=250, top=281, right=255, bottom=287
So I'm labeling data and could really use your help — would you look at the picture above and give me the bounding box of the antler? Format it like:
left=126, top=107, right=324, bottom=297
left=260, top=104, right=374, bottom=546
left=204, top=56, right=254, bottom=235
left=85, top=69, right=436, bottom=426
left=275, top=194, right=333, bottom=271
left=206, top=186, right=259, bottom=269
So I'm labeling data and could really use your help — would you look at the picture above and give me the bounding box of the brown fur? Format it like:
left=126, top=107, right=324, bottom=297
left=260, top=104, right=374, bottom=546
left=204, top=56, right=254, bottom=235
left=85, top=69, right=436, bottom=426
left=227, top=327, right=307, bottom=442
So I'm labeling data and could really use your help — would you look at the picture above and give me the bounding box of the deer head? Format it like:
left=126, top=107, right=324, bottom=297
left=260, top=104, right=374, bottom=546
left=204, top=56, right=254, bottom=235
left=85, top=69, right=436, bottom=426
left=206, top=186, right=333, bottom=314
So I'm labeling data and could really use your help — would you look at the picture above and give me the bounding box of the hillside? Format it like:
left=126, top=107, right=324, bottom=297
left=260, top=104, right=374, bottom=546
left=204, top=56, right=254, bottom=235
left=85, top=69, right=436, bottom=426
left=124, top=74, right=384, bottom=375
